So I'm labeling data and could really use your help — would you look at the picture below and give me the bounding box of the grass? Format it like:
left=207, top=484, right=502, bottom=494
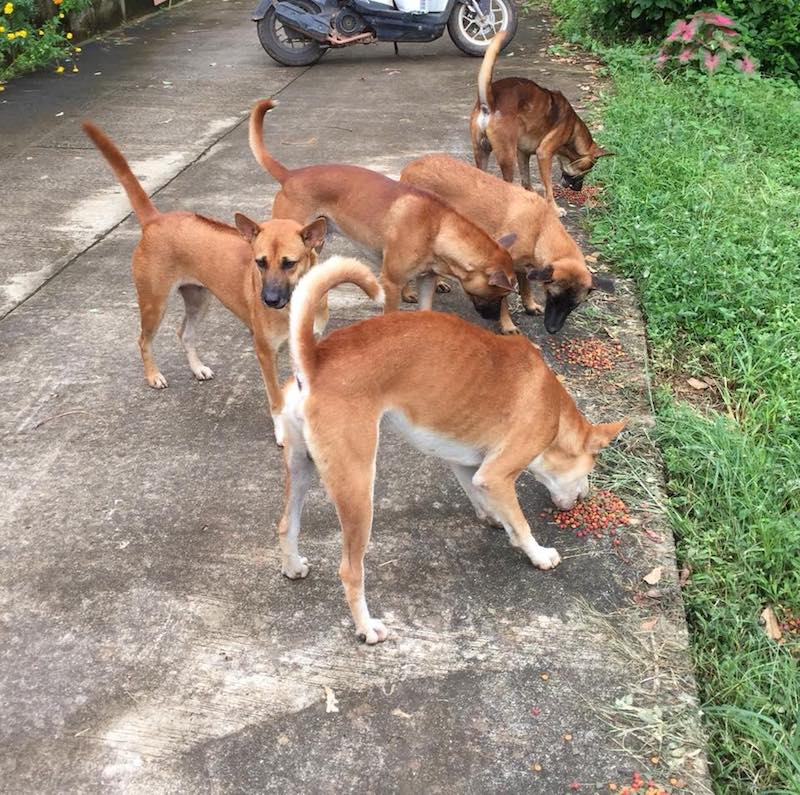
left=569, top=45, right=800, bottom=793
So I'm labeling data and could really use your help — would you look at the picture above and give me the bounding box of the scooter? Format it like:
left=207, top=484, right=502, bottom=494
left=252, top=0, right=517, bottom=66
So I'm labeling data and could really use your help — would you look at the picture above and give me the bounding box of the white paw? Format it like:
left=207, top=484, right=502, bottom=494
left=272, top=414, right=285, bottom=447
left=524, top=303, right=544, bottom=316
left=148, top=372, right=168, bottom=389
left=500, top=326, right=522, bottom=336
left=530, top=546, right=562, bottom=570
left=356, top=618, right=388, bottom=645
left=194, top=365, right=215, bottom=381
left=282, top=556, right=310, bottom=579
left=556, top=206, right=567, bottom=218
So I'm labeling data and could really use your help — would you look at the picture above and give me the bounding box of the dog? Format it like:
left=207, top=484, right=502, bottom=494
left=82, top=121, right=327, bottom=446
left=401, top=154, right=614, bottom=334
left=470, top=31, right=612, bottom=216
left=248, top=99, right=517, bottom=320
left=277, top=256, right=627, bottom=644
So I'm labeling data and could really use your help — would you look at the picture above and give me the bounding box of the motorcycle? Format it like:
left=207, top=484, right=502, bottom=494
left=252, top=0, right=517, bottom=66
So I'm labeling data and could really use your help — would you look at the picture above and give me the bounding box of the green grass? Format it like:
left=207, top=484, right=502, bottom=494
left=575, top=48, right=800, bottom=792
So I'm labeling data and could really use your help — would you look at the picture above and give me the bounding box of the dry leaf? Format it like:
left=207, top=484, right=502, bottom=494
left=640, top=617, right=658, bottom=632
left=643, top=566, right=663, bottom=585
left=585, top=254, right=598, bottom=263
left=391, top=708, right=412, bottom=719
left=645, top=588, right=662, bottom=599
left=761, top=606, right=782, bottom=641
left=686, top=377, right=710, bottom=390
left=324, top=686, right=340, bottom=713
left=678, top=563, right=692, bottom=588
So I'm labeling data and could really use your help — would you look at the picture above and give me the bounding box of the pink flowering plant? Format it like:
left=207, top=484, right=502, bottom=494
left=655, top=10, right=759, bottom=76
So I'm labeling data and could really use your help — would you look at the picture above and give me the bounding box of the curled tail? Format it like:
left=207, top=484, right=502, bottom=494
left=249, top=99, right=290, bottom=184
left=477, top=30, right=505, bottom=124
left=290, top=256, right=384, bottom=384
left=81, top=121, right=158, bottom=227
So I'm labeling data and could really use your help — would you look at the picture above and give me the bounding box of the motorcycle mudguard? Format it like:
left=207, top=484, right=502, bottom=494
left=251, top=0, right=272, bottom=21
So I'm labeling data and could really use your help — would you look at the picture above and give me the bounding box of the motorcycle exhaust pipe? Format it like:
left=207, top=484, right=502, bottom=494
left=274, top=1, right=331, bottom=40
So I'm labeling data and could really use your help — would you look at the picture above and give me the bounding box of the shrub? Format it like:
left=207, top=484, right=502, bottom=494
left=0, top=0, right=89, bottom=84
left=655, top=11, right=758, bottom=75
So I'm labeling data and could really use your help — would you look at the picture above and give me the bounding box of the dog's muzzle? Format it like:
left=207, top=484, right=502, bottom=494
left=470, top=295, right=502, bottom=321
left=562, top=172, right=584, bottom=191
left=262, top=284, right=290, bottom=309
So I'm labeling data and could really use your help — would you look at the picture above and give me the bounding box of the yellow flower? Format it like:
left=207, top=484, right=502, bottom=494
left=65, top=31, right=72, bottom=39
left=6, top=31, right=15, bottom=39
left=55, top=65, right=64, bottom=73
left=38, top=28, right=43, bottom=35
left=58, top=12, right=64, bottom=18
left=0, top=24, right=5, bottom=32
left=0, top=85, right=5, bottom=92
left=71, top=65, right=78, bottom=72
left=16, top=27, right=26, bottom=37
left=3, top=2, right=14, bottom=14
left=74, top=46, right=81, bottom=51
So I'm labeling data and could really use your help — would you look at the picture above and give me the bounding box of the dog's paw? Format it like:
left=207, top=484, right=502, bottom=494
left=500, top=325, right=522, bottom=336
left=478, top=511, right=504, bottom=529
left=356, top=618, right=388, bottom=645
left=282, top=556, right=310, bottom=579
left=148, top=372, right=168, bottom=389
left=401, top=290, right=418, bottom=304
left=435, top=281, right=451, bottom=294
left=554, top=205, right=568, bottom=218
left=193, top=365, right=215, bottom=381
left=530, top=546, right=562, bottom=570
left=524, top=303, right=544, bottom=316
left=272, top=414, right=285, bottom=447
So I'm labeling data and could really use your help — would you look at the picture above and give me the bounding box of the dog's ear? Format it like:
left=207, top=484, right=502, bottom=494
left=234, top=213, right=261, bottom=243
left=496, top=232, right=517, bottom=250
left=586, top=418, right=628, bottom=454
left=488, top=269, right=514, bottom=291
left=591, top=274, right=615, bottom=293
left=527, top=264, right=554, bottom=282
left=301, top=217, right=327, bottom=250
left=594, top=147, right=614, bottom=158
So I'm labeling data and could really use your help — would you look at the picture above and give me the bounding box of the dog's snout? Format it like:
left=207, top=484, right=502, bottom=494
left=562, top=172, right=584, bottom=191
left=471, top=296, right=502, bottom=321
left=262, top=284, right=289, bottom=309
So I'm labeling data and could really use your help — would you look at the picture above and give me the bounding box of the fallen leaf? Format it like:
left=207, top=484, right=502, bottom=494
left=645, top=588, right=662, bottom=599
left=640, top=617, right=658, bottom=631
left=324, top=686, right=339, bottom=713
left=761, top=606, right=782, bottom=641
left=585, top=254, right=598, bottom=263
left=391, top=708, right=412, bottom=719
left=678, top=563, right=692, bottom=587
left=687, top=377, right=710, bottom=390
left=643, top=566, right=663, bottom=585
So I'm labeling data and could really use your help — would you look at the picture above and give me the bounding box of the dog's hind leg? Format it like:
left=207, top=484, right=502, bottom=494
left=278, top=414, right=315, bottom=579
left=312, top=415, right=387, bottom=644
left=472, top=457, right=561, bottom=570
left=177, top=285, right=214, bottom=381
left=133, top=258, right=171, bottom=389
left=517, top=149, right=533, bottom=191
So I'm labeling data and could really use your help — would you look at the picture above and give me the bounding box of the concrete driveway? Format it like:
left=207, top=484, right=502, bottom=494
left=0, top=2, right=709, bottom=791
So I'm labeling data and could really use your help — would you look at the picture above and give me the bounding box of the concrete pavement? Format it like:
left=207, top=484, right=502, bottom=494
left=1, top=3, right=710, bottom=792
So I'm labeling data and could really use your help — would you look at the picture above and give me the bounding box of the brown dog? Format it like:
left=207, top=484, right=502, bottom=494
left=82, top=122, right=327, bottom=445
left=401, top=154, right=614, bottom=334
left=278, top=256, right=626, bottom=644
left=248, top=99, right=517, bottom=320
left=470, top=31, right=612, bottom=215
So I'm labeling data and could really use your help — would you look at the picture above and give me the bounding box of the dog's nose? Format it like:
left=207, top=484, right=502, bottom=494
left=562, top=173, right=584, bottom=191
left=262, top=287, right=288, bottom=309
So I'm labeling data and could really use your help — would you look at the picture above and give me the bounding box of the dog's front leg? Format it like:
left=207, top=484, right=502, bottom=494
left=253, top=335, right=285, bottom=446
left=472, top=461, right=561, bottom=570
left=536, top=137, right=566, bottom=217
left=278, top=419, right=314, bottom=579
left=518, top=273, right=544, bottom=316
left=499, top=296, right=521, bottom=335
left=415, top=273, right=437, bottom=311
left=517, top=149, right=533, bottom=191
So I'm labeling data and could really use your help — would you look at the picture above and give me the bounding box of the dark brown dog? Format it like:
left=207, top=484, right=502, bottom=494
left=249, top=99, right=517, bottom=319
left=470, top=31, right=612, bottom=216
left=82, top=121, right=327, bottom=445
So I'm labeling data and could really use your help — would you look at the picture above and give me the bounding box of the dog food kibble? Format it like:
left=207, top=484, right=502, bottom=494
left=550, top=490, right=631, bottom=540
left=552, top=338, right=624, bottom=371
left=554, top=184, right=601, bottom=206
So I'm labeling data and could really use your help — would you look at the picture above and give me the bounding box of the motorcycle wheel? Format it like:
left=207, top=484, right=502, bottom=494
left=257, top=0, right=324, bottom=67
left=447, top=0, right=518, bottom=57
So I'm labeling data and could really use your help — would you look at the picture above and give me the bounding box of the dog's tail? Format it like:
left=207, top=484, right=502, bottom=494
left=477, top=30, right=505, bottom=117
left=249, top=99, right=290, bottom=184
left=290, top=256, right=384, bottom=385
left=81, top=121, right=159, bottom=227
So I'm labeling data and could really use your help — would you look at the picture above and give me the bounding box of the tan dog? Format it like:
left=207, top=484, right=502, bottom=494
left=83, top=122, right=327, bottom=445
left=249, top=99, right=517, bottom=320
left=470, top=31, right=612, bottom=215
left=278, top=256, right=627, bottom=644
left=401, top=154, right=614, bottom=334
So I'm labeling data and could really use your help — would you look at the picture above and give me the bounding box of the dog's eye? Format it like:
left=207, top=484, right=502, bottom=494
left=281, top=258, right=297, bottom=270
left=255, top=257, right=267, bottom=270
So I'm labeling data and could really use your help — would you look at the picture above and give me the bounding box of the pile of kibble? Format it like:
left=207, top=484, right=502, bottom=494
left=554, top=184, right=600, bottom=207
left=547, top=490, right=631, bottom=547
left=779, top=611, right=800, bottom=637
left=551, top=338, right=624, bottom=371
left=607, top=770, right=683, bottom=794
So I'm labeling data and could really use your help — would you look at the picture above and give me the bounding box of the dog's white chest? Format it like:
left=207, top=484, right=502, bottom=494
left=385, top=411, right=482, bottom=467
